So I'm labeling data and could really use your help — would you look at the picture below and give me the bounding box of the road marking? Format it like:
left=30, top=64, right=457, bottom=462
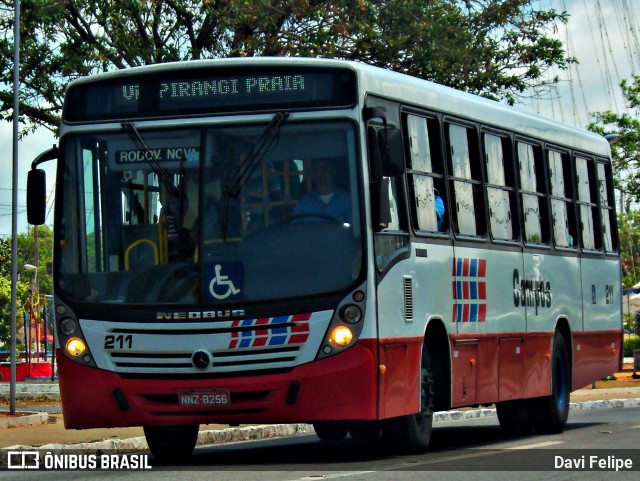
left=295, top=473, right=374, bottom=480
left=506, top=441, right=564, bottom=450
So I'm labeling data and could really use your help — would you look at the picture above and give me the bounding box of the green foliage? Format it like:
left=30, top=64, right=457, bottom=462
left=623, top=335, right=640, bottom=357
left=618, top=210, right=640, bottom=288
left=0, top=226, right=53, bottom=347
left=589, top=75, right=640, bottom=202
left=0, top=0, right=574, bottom=135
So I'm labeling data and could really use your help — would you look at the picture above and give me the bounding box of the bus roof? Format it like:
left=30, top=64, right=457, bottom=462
left=68, top=57, right=611, bottom=157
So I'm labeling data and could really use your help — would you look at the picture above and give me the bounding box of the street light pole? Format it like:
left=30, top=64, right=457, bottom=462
left=10, top=0, right=21, bottom=416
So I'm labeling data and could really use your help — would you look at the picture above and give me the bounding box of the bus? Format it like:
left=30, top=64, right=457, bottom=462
left=27, top=58, right=622, bottom=459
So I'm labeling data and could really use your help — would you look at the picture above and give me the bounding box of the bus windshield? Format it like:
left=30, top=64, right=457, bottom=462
left=56, top=119, right=362, bottom=305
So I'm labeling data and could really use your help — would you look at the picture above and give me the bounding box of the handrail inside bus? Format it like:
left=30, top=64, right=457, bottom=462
left=124, top=238, right=159, bottom=271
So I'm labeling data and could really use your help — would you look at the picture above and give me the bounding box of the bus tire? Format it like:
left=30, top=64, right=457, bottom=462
left=313, top=421, right=349, bottom=441
left=496, top=399, right=535, bottom=435
left=143, top=424, right=199, bottom=461
left=530, top=332, right=571, bottom=434
left=382, top=344, right=434, bottom=453
left=348, top=420, right=382, bottom=441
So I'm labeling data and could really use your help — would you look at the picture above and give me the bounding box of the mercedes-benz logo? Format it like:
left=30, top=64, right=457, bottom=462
left=191, top=350, right=211, bottom=370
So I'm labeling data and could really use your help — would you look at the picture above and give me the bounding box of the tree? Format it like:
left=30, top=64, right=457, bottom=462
left=617, top=210, right=640, bottom=289
left=0, top=0, right=573, bottom=136
left=589, top=75, right=640, bottom=202
left=0, top=226, right=53, bottom=348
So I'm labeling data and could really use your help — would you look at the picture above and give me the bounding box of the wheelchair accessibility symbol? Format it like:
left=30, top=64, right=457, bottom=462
left=209, top=264, right=241, bottom=300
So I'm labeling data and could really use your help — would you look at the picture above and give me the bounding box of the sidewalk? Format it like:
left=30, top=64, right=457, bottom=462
left=2, top=365, right=640, bottom=451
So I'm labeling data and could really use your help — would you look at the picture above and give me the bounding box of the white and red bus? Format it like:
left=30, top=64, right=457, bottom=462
left=27, top=58, right=622, bottom=459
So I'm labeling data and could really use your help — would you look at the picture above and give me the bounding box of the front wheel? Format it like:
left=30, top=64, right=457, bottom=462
left=313, top=421, right=349, bottom=441
left=382, top=344, right=434, bottom=453
left=143, top=424, right=199, bottom=461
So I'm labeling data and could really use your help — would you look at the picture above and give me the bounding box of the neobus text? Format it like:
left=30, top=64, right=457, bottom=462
left=156, top=309, right=245, bottom=320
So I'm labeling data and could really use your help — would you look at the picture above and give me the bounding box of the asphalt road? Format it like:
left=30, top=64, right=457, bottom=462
left=3, top=406, right=640, bottom=480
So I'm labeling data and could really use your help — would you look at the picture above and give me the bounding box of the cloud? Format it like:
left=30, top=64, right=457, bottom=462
left=0, top=122, right=56, bottom=236
left=521, top=0, right=640, bottom=126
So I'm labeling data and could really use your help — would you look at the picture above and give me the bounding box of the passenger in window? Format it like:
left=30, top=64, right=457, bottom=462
left=293, top=158, right=352, bottom=224
left=435, top=189, right=445, bottom=231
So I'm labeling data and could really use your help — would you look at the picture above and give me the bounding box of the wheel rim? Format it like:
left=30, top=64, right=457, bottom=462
left=417, top=366, right=432, bottom=428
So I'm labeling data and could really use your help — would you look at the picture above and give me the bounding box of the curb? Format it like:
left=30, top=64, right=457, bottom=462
left=0, top=383, right=60, bottom=402
left=4, top=398, right=640, bottom=452
left=0, top=411, right=48, bottom=429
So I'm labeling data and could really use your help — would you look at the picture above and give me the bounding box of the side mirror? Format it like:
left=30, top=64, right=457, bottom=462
left=27, top=146, right=58, bottom=226
left=383, top=128, right=405, bottom=177
left=27, top=169, right=46, bottom=225
left=364, top=107, right=405, bottom=179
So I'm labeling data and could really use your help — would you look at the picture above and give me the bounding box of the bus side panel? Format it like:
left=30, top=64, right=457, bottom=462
left=376, top=244, right=453, bottom=419
left=571, top=330, right=623, bottom=391
left=449, top=332, right=552, bottom=407
left=580, top=257, right=622, bottom=331
left=523, top=252, right=581, bottom=333
left=56, top=340, right=378, bottom=429
left=451, top=246, right=525, bottom=406
left=378, top=337, right=422, bottom=419
left=497, top=333, right=552, bottom=401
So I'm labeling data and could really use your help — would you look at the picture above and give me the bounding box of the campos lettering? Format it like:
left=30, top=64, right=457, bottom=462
left=512, top=269, right=552, bottom=315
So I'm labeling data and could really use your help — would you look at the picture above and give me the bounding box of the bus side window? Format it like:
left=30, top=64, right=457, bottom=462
left=597, top=161, right=617, bottom=252
left=447, top=123, right=484, bottom=237
left=517, top=142, right=549, bottom=244
left=484, top=133, right=517, bottom=241
left=405, top=114, right=446, bottom=233
left=548, top=150, right=577, bottom=248
left=576, top=156, right=600, bottom=251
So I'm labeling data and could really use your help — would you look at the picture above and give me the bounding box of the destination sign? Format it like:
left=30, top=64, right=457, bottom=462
left=64, top=66, right=356, bottom=122
left=115, top=147, right=200, bottom=164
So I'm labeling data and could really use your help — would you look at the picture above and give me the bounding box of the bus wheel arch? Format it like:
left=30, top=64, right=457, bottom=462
left=424, top=318, right=451, bottom=412
left=381, top=318, right=449, bottom=453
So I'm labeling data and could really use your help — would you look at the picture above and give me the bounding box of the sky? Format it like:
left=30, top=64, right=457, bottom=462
left=0, top=0, right=638, bottom=238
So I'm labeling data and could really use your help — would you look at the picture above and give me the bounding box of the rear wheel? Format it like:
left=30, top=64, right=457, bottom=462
left=496, top=399, right=535, bottom=435
left=382, top=343, right=434, bottom=453
left=496, top=331, right=571, bottom=435
left=143, top=424, right=199, bottom=461
left=530, top=332, right=571, bottom=433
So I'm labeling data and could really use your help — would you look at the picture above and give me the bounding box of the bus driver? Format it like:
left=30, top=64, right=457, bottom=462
left=292, top=158, right=352, bottom=224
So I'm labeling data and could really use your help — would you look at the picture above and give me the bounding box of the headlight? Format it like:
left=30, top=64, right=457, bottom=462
left=341, top=304, right=362, bottom=324
left=66, top=338, right=87, bottom=357
left=60, top=318, right=77, bottom=336
left=329, top=326, right=353, bottom=347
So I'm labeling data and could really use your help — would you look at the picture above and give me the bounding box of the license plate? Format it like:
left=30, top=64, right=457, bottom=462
left=178, top=389, right=231, bottom=407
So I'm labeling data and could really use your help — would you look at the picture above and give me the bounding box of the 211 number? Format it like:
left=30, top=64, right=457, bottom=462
left=104, top=334, right=133, bottom=350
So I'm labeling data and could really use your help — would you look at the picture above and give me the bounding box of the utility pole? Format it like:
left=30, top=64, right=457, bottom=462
left=10, top=0, right=21, bottom=417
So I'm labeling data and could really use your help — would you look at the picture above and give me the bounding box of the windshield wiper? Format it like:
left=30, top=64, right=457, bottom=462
left=225, top=111, right=289, bottom=198
left=221, top=111, right=289, bottom=240
left=121, top=121, right=180, bottom=198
